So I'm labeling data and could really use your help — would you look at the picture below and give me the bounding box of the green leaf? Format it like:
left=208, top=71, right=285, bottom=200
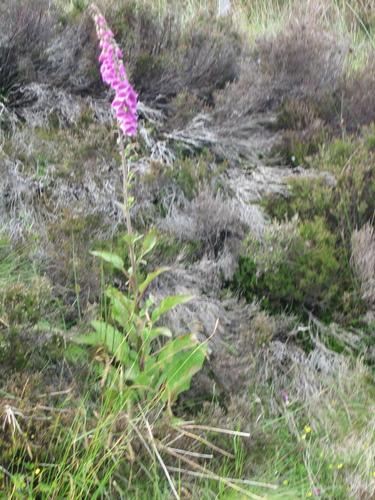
left=115, top=201, right=126, bottom=214
left=73, top=321, right=127, bottom=360
left=122, top=233, right=143, bottom=246
left=139, top=267, right=170, bottom=294
left=92, top=320, right=127, bottom=357
left=151, top=295, right=195, bottom=323
left=90, top=251, right=124, bottom=270
left=150, top=327, right=172, bottom=339
left=163, top=346, right=206, bottom=402
left=72, top=330, right=104, bottom=346
left=155, top=335, right=206, bottom=403
left=106, top=286, right=133, bottom=328
left=124, top=360, right=140, bottom=381
left=140, top=326, right=172, bottom=346
left=65, top=344, right=87, bottom=364
left=157, top=334, right=199, bottom=365
left=140, top=228, right=158, bottom=258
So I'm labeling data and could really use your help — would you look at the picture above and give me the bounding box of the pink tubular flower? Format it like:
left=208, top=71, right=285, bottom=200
left=90, top=4, right=138, bottom=136
left=312, top=489, right=321, bottom=495
left=280, top=390, right=288, bottom=403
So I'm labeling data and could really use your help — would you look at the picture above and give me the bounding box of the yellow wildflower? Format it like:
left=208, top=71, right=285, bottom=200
left=337, top=463, right=343, bottom=469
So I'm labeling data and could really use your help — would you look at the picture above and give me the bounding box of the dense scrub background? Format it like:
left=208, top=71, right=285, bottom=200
left=0, top=0, right=374, bottom=498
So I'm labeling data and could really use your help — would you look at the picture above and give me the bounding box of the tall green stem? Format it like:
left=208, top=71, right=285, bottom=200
left=118, top=131, right=138, bottom=297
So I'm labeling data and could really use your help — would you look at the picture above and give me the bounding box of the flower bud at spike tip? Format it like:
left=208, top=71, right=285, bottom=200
left=90, top=3, right=138, bottom=136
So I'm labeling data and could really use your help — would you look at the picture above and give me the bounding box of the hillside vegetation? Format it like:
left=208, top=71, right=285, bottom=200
left=0, top=0, right=374, bottom=498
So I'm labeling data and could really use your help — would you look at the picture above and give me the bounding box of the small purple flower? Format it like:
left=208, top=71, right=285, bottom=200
left=90, top=4, right=138, bottom=136
left=312, top=488, right=321, bottom=495
left=280, top=390, right=288, bottom=403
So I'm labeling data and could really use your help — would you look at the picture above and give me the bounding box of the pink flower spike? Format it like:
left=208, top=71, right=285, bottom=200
left=312, top=489, right=321, bottom=495
left=90, top=3, right=138, bottom=136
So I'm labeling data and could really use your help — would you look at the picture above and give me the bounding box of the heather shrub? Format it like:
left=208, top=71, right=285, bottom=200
left=233, top=216, right=351, bottom=317
left=167, top=91, right=211, bottom=131
left=264, top=130, right=375, bottom=250
left=211, top=19, right=348, bottom=164
left=276, top=98, right=327, bottom=165
left=134, top=152, right=226, bottom=225
left=0, top=277, right=52, bottom=326
left=252, top=15, right=375, bottom=138
left=317, top=133, right=375, bottom=244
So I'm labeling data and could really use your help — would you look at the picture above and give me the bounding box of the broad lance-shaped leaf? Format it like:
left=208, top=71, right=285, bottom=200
left=150, top=326, right=172, bottom=339
left=141, top=326, right=172, bottom=344
left=140, top=228, right=158, bottom=259
left=139, top=267, right=170, bottom=294
left=122, top=233, right=143, bottom=246
left=73, top=321, right=127, bottom=360
left=114, top=200, right=126, bottom=214
left=157, top=333, right=201, bottom=365
left=151, top=295, right=195, bottom=323
left=155, top=336, right=207, bottom=403
left=105, top=286, right=133, bottom=327
left=91, top=251, right=124, bottom=270
left=163, top=346, right=206, bottom=402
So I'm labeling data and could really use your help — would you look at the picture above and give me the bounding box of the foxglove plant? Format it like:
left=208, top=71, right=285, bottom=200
left=90, top=3, right=138, bottom=292
left=74, top=5, right=206, bottom=414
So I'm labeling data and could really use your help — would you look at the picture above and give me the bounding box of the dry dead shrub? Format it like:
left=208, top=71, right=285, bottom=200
left=0, top=0, right=55, bottom=104
left=100, top=0, right=242, bottom=103
left=0, top=1, right=101, bottom=127
left=161, top=186, right=244, bottom=260
left=257, top=22, right=347, bottom=95
left=190, top=187, right=244, bottom=258
left=340, top=55, right=375, bottom=132
left=253, top=15, right=375, bottom=134
left=211, top=21, right=347, bottom=163
left=42, top=12, right=101, bottom=95
left=351, top=223, right=375, bottom=309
